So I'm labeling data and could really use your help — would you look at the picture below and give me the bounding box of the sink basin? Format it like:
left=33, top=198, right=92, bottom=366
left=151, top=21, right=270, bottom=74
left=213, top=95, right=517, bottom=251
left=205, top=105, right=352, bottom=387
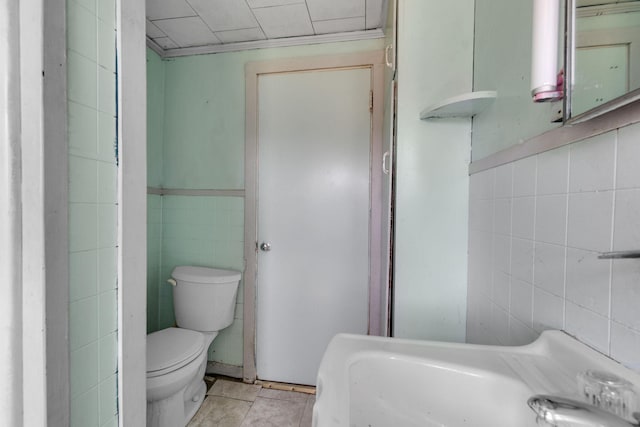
left=347, top=353, right=534, bottom=427
left=312, top=331, right=640, bottom=427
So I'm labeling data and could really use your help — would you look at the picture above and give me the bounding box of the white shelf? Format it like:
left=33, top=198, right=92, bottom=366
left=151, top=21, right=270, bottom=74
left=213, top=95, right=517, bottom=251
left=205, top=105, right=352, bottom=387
left=420, top=91, right=497, bottom=119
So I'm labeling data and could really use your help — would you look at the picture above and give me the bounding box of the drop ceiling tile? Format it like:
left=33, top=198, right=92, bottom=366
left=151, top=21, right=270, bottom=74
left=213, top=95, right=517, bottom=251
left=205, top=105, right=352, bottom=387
left=215, top=28, right=267, bottom=44
left=252, top=4, right=314, bottom=38
left=146, top=0, right=387, bottom=52
left=146, top=0, right=196, bottom=20
left=365, top=0, right=384, bottom=29
left=188, top=0, right=258, bottom=32
left=306, top=0, right=364, bottom=21
left=313, top=17, right=365, bottom=34
left=154, top=17, right=221, bottom=47
left=153, top=37, right=179, bottom=50
left=247, top=0, right=304, bottom=7
left=146, top=20, right=166, bottom=38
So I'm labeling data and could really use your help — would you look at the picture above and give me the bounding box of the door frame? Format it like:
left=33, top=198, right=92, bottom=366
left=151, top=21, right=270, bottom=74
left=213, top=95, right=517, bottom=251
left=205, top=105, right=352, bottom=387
left=243, top=51, right=385, bottom=383
left=1, top=0, right=68, bottom=423
left=117, top=0, right=148, bottom=424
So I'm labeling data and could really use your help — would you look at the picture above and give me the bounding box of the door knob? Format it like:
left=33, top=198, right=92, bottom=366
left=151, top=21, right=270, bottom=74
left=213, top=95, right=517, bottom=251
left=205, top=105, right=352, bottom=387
left=259, top=242, right=271, bottom=252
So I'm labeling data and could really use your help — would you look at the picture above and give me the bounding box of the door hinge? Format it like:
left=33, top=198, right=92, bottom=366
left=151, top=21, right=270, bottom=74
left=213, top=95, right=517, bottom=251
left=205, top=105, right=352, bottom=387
left=369, top=90, right=374, bottom=112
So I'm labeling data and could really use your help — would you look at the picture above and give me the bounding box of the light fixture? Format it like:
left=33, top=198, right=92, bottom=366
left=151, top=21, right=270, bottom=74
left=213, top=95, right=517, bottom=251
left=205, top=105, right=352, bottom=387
left=531, top=0, right=563, bottom=102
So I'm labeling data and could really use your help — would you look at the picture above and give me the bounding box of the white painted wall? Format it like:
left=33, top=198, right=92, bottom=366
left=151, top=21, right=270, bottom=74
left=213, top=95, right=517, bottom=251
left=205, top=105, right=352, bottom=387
left=393, top=0, right=473, bottom=341
left=472, top=0, right=562, bottom=160
left=1, top=1, right=69, bottom=425
left=0, top=1, right=24, bottom=423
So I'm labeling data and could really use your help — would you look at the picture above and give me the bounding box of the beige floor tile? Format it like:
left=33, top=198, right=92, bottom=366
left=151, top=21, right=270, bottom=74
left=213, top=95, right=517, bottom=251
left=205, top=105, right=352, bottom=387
left=208, top=379, right=262, bottom=402
left=257, top=388, right=309, bottom=401
left=188, top=396, right=252, bottom=427
left=299, top=396, right=315, bottom=427
left=239, top=397, right=306, bottom=427
left=188, top=395, right=216, bottom=426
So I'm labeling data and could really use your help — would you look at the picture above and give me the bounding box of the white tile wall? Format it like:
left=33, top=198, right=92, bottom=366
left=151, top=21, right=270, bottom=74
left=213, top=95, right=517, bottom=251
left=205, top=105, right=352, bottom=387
left=536, top=145, right=568, bottom=195
left=533, top=242, right=565, bottom=295
left=617, top=124, right=640, bottom=189
left=467, top=121, right=640, bottom=369
left=568, top=132, right=615, bottom=192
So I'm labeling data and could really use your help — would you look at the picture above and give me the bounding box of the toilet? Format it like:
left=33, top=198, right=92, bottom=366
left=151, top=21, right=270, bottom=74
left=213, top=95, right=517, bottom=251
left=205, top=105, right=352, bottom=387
left=146, top=266, right=241, bottom=427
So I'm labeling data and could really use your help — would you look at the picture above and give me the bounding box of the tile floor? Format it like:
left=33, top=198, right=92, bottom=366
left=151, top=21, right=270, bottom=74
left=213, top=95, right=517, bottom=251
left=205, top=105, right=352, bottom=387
left=188, top=378, right=315, bottom=427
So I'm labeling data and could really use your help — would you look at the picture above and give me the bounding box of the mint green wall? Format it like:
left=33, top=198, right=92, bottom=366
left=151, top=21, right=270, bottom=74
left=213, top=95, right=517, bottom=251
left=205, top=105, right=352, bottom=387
left=392, top=0, right=472, bottom=342
left=147, top=39, right=384, bottom=367
left=473, top=4, right=640, bottom=160
left=472, top=0, right=562, bottom=160
left=147, top=49, right=165, bottom=188
left=147, top=49, right=165, bottom=333
left=67, top=0, right=118, bottom=425
left=147, top=194, right=162, bottom=333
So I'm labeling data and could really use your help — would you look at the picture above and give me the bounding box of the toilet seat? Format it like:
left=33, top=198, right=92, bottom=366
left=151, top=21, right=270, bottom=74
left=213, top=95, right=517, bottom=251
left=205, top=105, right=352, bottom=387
left=147, top=328, right=205, bottom=378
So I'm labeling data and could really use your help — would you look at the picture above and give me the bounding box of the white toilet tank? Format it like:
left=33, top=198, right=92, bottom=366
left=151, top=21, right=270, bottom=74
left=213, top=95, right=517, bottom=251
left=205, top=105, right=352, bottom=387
left=171, top=266, right=241, bottom=332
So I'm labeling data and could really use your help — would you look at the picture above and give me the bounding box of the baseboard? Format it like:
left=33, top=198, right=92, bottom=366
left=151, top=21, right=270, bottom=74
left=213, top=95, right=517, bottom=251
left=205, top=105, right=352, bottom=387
left=255, top=380, right=316, bottom=395
left=206, top=361, right=243, bottom=379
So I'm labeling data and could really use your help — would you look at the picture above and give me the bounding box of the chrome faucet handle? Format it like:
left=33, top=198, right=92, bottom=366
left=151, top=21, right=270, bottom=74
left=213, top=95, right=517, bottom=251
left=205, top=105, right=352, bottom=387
left=528, top=395, right=640, bottom=427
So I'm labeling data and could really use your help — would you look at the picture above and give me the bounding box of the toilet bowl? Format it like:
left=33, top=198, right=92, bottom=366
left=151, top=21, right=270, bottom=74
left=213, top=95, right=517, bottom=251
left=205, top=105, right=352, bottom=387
left=146, top=328, right=208, bottom=427
left=146, top=266, right=241, bottom=427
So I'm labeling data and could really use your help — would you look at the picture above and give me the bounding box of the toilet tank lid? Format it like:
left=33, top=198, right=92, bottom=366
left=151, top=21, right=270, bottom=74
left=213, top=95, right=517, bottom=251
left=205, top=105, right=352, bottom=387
left=172, top=266, right=241, bottom=284
left=147, top=328, right=205, bottom=376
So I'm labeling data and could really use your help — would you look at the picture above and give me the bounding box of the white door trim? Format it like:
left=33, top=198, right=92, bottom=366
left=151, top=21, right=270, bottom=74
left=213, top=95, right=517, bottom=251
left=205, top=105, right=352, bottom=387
left=243, top=51, right=385, bottom=383
left=1, top=1, right=26, bottom=423
left=25, top=0, right=70, bottom=424
left=1, top=0, right=69, bottom=424
left=117, top=0, right=148, bottom=424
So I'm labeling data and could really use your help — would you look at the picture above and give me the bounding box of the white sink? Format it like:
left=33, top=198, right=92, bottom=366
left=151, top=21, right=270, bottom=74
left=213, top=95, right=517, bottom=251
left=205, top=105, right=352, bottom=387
left=313, top=331, right=640, bottom=427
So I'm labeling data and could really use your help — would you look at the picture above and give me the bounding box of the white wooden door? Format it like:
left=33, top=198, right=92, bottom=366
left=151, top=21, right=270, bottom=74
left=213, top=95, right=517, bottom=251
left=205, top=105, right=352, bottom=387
left=256, top=67, right=372, bottom=385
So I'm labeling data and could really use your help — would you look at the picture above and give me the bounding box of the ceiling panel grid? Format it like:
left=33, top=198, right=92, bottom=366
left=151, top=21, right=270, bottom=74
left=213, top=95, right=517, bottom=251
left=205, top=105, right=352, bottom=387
left=146, top=0, right=387, bottom=55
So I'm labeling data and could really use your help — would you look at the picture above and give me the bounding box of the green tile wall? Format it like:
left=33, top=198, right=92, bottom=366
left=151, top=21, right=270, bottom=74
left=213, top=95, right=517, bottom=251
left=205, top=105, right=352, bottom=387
left=159, top=196, right=245, bottom=365
left=147, top=49, right=165, bottom=188
left=147, top=49, right=165, bottom=333
left=147, top=194, right=162, bottom=333
left=67, top=0, right=118, bottom=425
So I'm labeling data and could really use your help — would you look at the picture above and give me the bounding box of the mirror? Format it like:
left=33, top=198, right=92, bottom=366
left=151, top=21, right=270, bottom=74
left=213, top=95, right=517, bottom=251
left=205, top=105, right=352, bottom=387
left=569, top=0, right=640, bottom=120
left=471, top=0, right=640, bottom=161
left=471, top=0, right=564, bottom=161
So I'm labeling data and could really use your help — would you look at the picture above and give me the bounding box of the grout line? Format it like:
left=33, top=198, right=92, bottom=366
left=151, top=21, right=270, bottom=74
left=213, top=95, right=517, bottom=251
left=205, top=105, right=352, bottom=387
left=562, top=144, right=571, bottom=331
left=531, top=155, right=538, bottom=329
left=507, top=164, right=514, bottom=342
left=489, top=168, right=496, bottom=306
left=607, top=130, right=619, bottom=355
left=303, top=0, right=314, bottom=35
